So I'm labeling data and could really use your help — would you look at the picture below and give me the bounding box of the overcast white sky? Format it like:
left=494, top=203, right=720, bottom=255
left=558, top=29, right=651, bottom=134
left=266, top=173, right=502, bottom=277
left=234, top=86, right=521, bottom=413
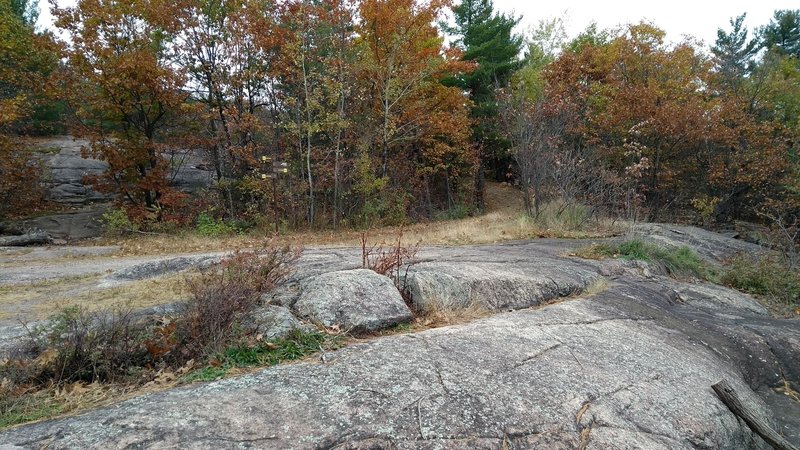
left=38, top=0, right=799, bottom=49
left=493, top=0, right=799, bottom=47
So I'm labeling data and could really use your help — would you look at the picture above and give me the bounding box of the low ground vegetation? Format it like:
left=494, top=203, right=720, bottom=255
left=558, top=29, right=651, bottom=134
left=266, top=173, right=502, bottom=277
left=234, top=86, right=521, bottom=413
left=0, top=242, right=311, bottom=428
left=97, top=184, right=623, bottom=256
left=574, top=239, right=800, bottom=311
left=721, top=255, right=800, bottom=308
left=574, top=240, right=717, bottom=280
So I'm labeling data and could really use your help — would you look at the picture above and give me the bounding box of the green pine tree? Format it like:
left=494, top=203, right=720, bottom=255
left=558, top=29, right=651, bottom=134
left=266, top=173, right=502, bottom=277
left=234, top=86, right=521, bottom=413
left=446, top=0, right=522, bottom=210
left=712, top=13, right=759, bottom=88
left=760, top=9, right=800, bottom=58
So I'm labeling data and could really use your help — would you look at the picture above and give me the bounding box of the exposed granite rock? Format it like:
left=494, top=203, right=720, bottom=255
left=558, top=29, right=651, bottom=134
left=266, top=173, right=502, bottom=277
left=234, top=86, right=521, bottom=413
left=1, top=277, right=796, bottom=449
left=0, top=231, right=52, bottom=247
left=406, top=259, right=599, bottom=312
left=33, top=136, right=215, bottom=206
left=101, top=254, right=222, bottom=285
left=15, top=207, right=105, bottom=240
left=242, top=304, right=314, bottom=340
left=633, top=223, right=765, bottom=261
left=1, top=228, right=798, bottom=448
left=294, top=268, right=412, bottom=332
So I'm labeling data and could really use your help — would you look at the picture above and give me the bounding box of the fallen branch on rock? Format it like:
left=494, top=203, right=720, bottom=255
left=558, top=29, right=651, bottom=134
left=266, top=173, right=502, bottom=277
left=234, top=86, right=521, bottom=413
left=711, top=379, right=799, bottom=450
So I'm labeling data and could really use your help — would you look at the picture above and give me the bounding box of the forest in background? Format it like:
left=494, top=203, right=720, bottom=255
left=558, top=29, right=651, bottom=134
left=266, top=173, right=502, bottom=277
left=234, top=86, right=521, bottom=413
left=1, top=0, right=798, bottom=243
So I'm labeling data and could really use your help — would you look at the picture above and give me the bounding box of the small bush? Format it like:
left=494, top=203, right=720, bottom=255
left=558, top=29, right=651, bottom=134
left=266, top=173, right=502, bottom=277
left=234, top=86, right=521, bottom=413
left=528, top=201, right=592, bottom=231
left=6, top=305, right=152, bottom=385
left=100, top=207, right=138, bottom=235
left=721, top=255, right=800, bottom=306
left=170, top=243, right=302, bottom=360
left=195, top=212, right=238, bottom=236
left=437, top=203, right=472, bottom=221
left=0, top=242, right=303, bottom=428
left=360, top=229, right=419, bottom=308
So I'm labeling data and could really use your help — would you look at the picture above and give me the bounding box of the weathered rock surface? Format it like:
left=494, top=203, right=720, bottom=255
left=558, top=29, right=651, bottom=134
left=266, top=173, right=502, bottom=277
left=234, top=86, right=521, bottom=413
left=14, top=137, right=216, bottom=240
left=242, top=304, right=314, bottom=340
left=407, top=259, right=599, bottom=312
left=1, top=226, right=798, bottom=448
left=14, top=208, right=105, bottom=240
left=33, top=136, right=215, bottom=205
left=294, top=268, right=412, bottom=332
left=38, top=137, right=110, bottom=205
left=101, top=254, right=222, bottom=285
left=633, top=223, right=764, bottom=261
left=1, top=276, right=797, bottom=449
left=0, top=231, right=52, bottom=247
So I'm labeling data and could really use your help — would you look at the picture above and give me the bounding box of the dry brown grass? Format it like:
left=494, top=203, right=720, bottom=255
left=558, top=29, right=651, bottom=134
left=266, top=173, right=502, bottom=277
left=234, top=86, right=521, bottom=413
left=93, top=184, right=623, bottom=257
left=0, top=274, right=191, bottom=322
left=570, top=243, right=615, bottom=260
left=581, top=278, right=611, bottom=297
left=413, top=301, right=492, bottom=329
left=36, top=275, right=190, bottom=316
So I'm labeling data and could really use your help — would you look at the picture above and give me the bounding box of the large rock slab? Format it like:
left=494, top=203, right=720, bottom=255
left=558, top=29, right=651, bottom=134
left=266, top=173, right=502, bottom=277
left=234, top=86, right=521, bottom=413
left=15, top=208, right=105, bottom=240
left=407, top=260, right=599, bottom=312
left=633, top=223, right=764, bottom=261
left=38, top=137, right=110, bottom=205
left=101, top=254, right=222, bottom=286
left=33, top=136, right=215, bottom=204
left=1, top=278, right=794, bottom=449
left=293, top=268, right=412, bottom=332
left=0, top=231, right=52, bottom=247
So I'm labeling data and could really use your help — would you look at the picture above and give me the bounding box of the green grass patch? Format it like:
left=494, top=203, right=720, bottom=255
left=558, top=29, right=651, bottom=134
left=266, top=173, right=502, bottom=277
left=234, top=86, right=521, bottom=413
left=0, top=392, right=63, bottom=429
left=574, top=239, right=716, bottom=281
left=571, top=243, right=616, bottom=259
left=721, top=255, right=800, bottom=306
left=184, top=330, right=341, bottom=382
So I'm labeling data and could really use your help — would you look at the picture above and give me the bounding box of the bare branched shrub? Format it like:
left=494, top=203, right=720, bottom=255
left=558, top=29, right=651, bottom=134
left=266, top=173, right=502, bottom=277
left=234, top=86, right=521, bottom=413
left=757, top=212, right=800, bottom=268
left=11, top=306, right=153, bottom=385
left=498, top=82, right=570, bottom=218
left=219, top=244, right=303, bottom=293
left=361, top=228, right=419, bottom=307
left=2, top=242, right=302, bottom=391
left=171, top=243, right=302, bottom=360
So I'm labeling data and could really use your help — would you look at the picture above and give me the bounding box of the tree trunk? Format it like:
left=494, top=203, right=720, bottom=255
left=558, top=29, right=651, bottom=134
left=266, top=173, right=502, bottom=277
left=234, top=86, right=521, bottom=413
left=475, top=153, right=485, bottom=212
left=711, top=379, right=799, bottom=450
left=301, top=9, right=314, bottom=226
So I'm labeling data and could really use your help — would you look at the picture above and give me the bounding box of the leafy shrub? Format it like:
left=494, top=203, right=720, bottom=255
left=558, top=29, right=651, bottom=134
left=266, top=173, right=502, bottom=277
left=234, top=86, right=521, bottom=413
left=0, top=137, right=46, bottom=220
left=195, top=212, right=238, bottom=236
left=100, top=207, right=138, bottom=235
left=721, top=255, right=800, bottom=306
left=690, top=194, right=719, bottom=226
left=436, top=202, right=472, bottom=220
